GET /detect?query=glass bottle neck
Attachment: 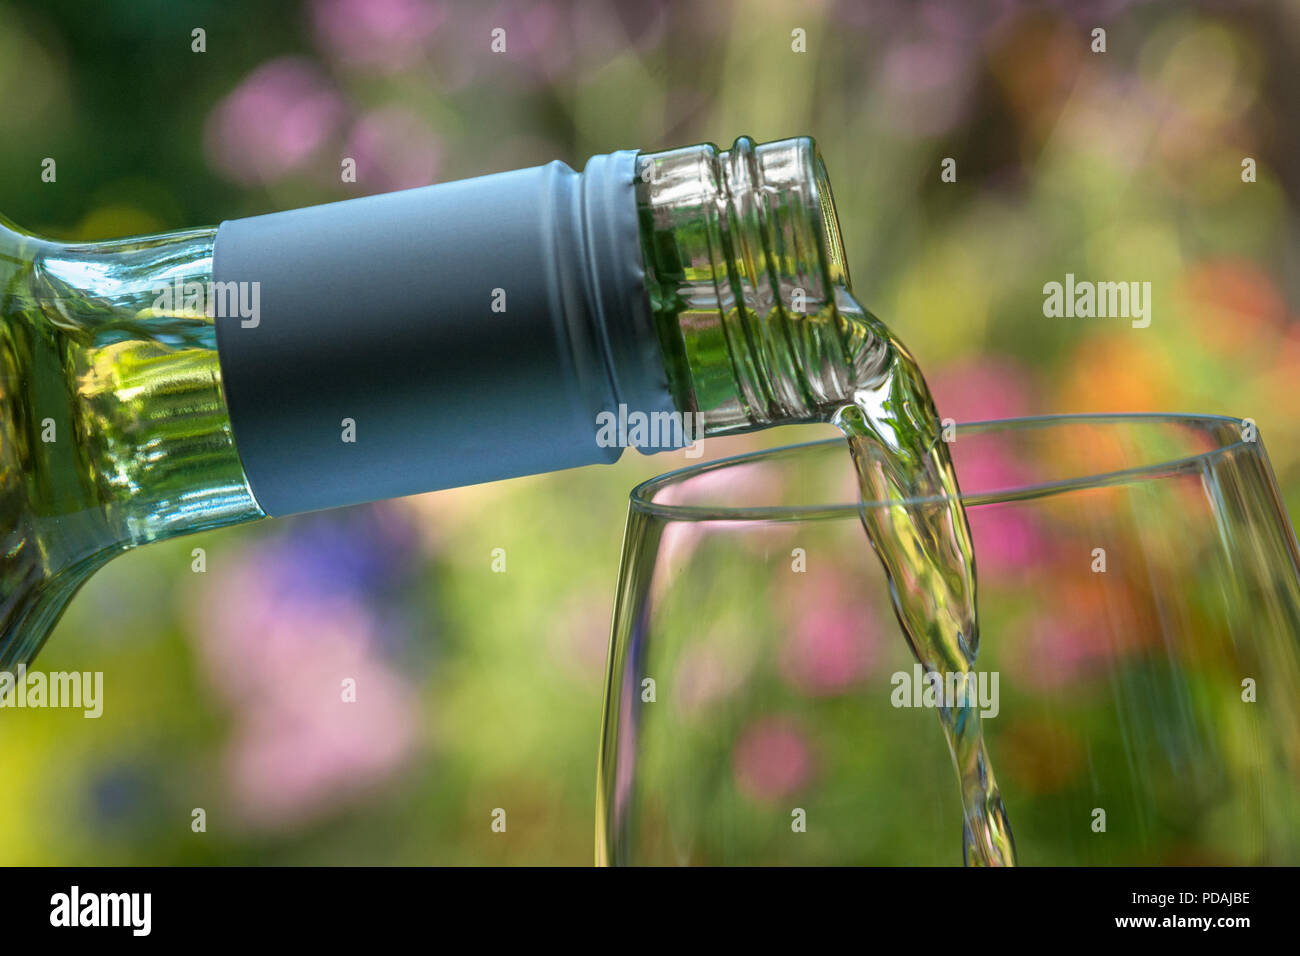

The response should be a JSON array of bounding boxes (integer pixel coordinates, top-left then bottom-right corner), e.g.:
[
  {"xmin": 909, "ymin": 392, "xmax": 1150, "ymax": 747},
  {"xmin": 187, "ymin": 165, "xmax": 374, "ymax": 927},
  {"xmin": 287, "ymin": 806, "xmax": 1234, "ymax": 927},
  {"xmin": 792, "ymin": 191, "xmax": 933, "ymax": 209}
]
[
  {"xmin": 635, "ymin": 136, "xmax": 886, "ymax": 435},
  {"xmin": 2, "ymin": 219, "xmax": 263, "ymax": 548}
]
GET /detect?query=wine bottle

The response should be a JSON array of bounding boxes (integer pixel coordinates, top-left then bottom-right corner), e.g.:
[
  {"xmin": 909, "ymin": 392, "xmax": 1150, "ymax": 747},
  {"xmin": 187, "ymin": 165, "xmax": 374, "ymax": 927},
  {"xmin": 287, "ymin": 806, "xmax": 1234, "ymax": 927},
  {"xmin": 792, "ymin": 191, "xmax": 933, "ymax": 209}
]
[{"xmin": 0, "ymin": 135, "xmax": 882, "ymax": 665}]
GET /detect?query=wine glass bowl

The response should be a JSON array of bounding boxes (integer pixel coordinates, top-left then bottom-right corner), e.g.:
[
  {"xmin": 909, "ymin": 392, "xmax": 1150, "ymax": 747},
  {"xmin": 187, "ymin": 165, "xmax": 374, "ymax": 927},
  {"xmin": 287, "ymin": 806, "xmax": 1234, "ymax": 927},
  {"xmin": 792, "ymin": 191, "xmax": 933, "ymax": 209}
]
[{"xmin": 597, "ymin": 414, "xmax": 1300, "ymax": 865}]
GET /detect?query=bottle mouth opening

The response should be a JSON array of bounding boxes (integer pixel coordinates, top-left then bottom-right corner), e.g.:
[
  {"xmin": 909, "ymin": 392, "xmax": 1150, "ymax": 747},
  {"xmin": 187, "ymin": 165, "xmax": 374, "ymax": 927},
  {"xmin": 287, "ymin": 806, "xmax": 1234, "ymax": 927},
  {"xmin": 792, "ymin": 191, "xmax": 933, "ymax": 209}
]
[{"xmin": 812, "ymin": 151, "xmax": 850, "ymax": 290}]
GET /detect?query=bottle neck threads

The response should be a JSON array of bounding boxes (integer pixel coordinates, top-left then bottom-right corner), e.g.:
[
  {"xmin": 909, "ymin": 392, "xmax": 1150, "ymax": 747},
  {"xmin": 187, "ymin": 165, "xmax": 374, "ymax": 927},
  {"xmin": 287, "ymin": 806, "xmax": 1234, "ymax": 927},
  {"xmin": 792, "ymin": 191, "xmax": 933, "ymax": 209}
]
[{"xmin": 635, "ymin": 136, "xmax": 871, "ymax": 434}]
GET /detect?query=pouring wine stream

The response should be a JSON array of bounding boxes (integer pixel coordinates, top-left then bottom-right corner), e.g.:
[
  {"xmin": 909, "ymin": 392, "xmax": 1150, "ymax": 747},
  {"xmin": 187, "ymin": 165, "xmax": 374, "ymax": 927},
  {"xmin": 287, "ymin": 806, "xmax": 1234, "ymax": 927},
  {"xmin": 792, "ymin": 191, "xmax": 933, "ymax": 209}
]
[{"xmin": 831, "ymin": 287, "xmax": 1017, "ymax": 867}]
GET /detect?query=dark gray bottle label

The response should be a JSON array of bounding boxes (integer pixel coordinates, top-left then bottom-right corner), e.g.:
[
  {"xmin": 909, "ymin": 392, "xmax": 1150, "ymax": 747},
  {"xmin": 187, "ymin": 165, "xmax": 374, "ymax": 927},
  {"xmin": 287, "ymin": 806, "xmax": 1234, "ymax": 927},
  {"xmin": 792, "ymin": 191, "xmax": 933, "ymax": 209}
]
[{"xmin": 213, "ymin": 150, "xmax": 669, "ymax": 517}]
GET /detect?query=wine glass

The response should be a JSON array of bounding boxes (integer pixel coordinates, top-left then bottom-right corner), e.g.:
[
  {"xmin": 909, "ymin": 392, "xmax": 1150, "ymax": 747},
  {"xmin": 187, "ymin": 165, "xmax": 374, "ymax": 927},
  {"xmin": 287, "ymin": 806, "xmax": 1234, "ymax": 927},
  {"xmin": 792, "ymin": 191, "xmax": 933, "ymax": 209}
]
[{"xmin": 596, "ymin": 414, "xmax": 1300, "ymax": 865}]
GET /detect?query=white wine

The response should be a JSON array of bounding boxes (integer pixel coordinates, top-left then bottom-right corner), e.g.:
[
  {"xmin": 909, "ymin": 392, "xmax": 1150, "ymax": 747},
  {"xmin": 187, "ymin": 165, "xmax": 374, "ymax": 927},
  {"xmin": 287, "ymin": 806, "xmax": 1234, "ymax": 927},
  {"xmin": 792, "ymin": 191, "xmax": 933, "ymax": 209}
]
[{"xmin": 834, "ymin": 288, "xmax": 1017, "ymax": 867}]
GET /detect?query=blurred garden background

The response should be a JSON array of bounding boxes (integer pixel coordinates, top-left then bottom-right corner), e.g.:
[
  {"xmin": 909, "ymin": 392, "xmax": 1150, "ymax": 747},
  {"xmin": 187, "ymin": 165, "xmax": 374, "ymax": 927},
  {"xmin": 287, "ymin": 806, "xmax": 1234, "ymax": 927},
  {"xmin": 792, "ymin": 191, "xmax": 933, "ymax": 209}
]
[{"xmin": 0, "ymin": 0, "xmax": 1297, "ymax": 863}]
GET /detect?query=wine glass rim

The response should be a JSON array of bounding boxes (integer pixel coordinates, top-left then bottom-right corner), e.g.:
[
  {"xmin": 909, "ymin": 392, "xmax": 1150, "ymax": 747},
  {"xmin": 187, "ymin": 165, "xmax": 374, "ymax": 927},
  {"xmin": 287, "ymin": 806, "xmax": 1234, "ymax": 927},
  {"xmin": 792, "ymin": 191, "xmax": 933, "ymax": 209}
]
[{"xmin": 630, "ymin": 412, "xmax": 1255, "ymax": 521}]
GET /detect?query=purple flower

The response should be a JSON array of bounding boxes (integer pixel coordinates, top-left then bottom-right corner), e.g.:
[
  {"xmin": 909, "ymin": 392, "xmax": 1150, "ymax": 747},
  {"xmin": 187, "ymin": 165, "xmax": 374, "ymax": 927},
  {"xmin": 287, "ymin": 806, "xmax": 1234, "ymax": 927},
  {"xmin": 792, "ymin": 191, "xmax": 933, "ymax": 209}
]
[{"xmin": 255, "ymin": 504, "xmax": 422, "ymax": 606}]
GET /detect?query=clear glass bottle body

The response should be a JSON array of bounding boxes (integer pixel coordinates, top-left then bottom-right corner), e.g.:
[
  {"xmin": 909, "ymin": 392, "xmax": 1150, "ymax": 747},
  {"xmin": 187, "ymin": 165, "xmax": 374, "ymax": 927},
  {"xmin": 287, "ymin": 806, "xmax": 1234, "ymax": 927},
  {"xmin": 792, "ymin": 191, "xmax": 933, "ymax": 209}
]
[{"xmin": 0, "ymin": 217, "xmax": 262, "ymax": 664}]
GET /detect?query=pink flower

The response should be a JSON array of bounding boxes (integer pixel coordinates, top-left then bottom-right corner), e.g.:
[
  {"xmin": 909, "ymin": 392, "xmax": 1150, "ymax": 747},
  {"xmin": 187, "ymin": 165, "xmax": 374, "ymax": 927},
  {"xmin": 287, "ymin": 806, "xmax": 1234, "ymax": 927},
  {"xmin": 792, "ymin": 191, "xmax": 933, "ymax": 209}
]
[
  {"xmin": 927, "ymin": 357, "xmax": 1046, "ymax": 574},
  {"xmin": 1010, "ymin": 581, "xmax": 1153, "ymax": 688},
  {"xmin": 966, "ymin": 505, "xmax": 1044, "ymax": 575},
  {"xmin": 880, "ymin": 36, "xmax": 976, "ymax": 136},
  {"xmin": 193, "ymin": 549, "xmax": 419, "ymax": 830},
  {"xmin": 647, "ymin": 521, "xmax": 704, "ymax": 608},
  {"xmin": 733, "ymin": 717, "xmax": 814, "ymax": 802},
  {"xmin": 674, "ymin": 644, "xmax": 754, "ymax": 716},
  {"xmin": 311, "ymin": 0, "xmax": 444, "ymax": 70},
  {"xmin": 928, "ymin": 356, "xmax": 1034, "ymax": 424},
  {"xmin": 1017, "ymin": 617, "xmax": 1115, "ymax": 688},
  {"xmin": 343, "ymin": 107, "xmax": 442, "ymax": 191},
  {"xmin": 949, "ymin": 434, "xmax": 1046, "ymax": 573},
  {"xmin": 548, "ymin": 596, "xmax": 613, "ymax": 683},
  {"xmin": 656, "ymin": 452, "xmax": 786, "ymax": 512},
  {"xmin": 205, "ymin": 58, "xmax": 344, "ymax": 186},
  {"xmin": 223, "ymin": 658, "xmax": 419, "ymax": 827},
  {"xmin": 778, "ymin": 572, "xmax": 879, "ymax": 695},
  {"xmin": 475, "ymin": 2, "xmax": 568, "ymax": 79}
]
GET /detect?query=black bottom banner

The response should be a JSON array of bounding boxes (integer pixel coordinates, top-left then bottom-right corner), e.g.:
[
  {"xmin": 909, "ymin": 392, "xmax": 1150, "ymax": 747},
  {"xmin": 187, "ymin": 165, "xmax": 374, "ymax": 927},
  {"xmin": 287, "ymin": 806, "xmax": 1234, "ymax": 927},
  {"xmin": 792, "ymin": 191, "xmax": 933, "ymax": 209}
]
[{"xmin": 0, "ymin": 864, "xmax": 1278, "ymax": 941}]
